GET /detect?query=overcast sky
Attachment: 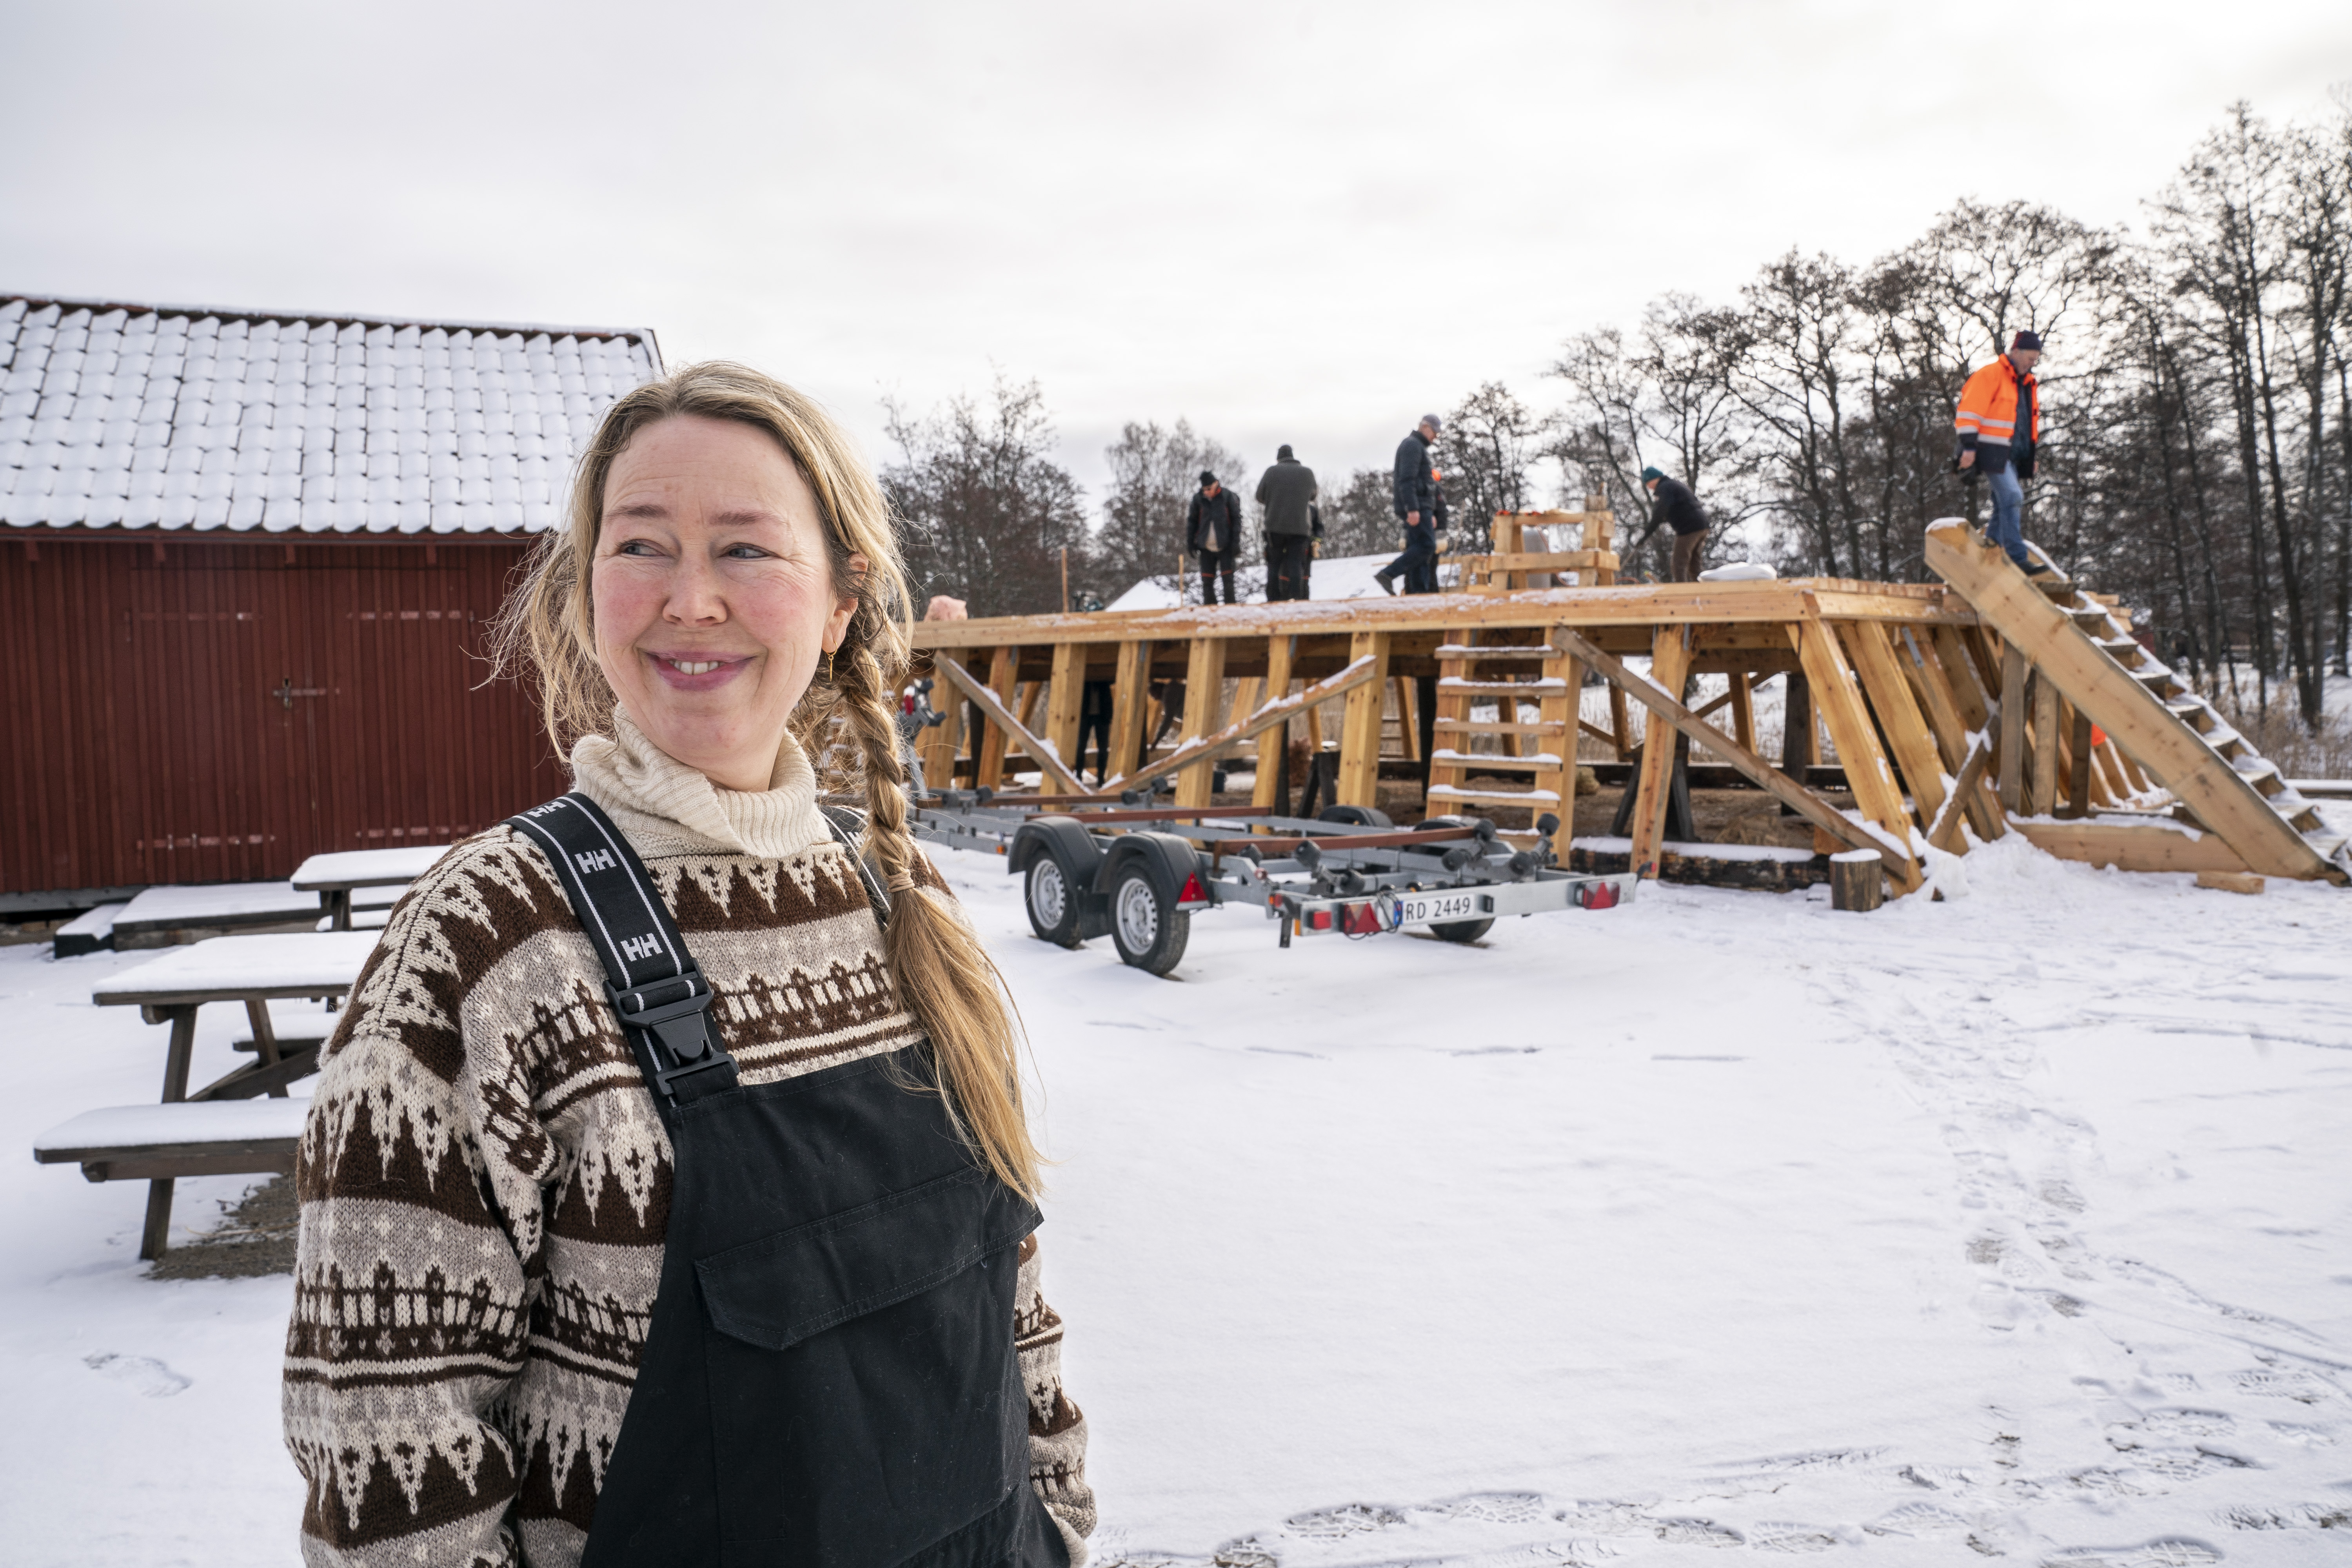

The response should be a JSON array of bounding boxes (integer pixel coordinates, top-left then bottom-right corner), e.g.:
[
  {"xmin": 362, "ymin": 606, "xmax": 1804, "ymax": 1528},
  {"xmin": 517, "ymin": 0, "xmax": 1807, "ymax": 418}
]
[{"xmin": 4, "ymin": 0, "xmax": 2349, "ymax": 501}]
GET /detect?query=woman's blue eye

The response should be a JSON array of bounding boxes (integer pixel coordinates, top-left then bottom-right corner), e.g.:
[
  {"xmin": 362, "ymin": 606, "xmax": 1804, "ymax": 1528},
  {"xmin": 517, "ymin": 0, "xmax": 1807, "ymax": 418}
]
[{"xmin": 724, "ymin": 544, "xmax": 771, "ymax": 559}]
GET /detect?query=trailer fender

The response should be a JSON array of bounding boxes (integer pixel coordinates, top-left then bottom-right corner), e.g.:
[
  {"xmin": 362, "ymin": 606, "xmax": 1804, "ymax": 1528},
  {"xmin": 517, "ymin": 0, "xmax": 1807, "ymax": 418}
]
[
  {"xmin": 1010, "ymin": 816, "xmax": 1112, "ymax": 938},
  {"xmin": 1097, "ymin": 831, "xmax": 1211, "ymax": 910}
]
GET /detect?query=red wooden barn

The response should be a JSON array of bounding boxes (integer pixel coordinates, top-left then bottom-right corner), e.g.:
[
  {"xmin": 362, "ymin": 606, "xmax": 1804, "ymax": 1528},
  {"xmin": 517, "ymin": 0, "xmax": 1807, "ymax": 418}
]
[{"xmin": 0, "ymin": 294, "xmax": 663, "ymax": 909}]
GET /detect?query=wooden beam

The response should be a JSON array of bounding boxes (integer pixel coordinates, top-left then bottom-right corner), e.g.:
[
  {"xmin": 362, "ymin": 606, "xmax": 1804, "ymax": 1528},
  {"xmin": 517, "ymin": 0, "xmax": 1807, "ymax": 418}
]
[
  {"xmin": 915, "ymin": 651, "xmax": 965, "ymax": 790},
  {"xmin": 1903, "ymin": 629, "xmax": 2004, "ymax": 842},
  {"xmin": 1106, "ymin": 640, "xmax": 1151, "ymax": 781},
  {"xmin": 1729, "ymin": 673, "xmax": 1756, "ymax": 752},
  {"xmin": 2031, "ymin": 668, "xmax": 2060, "ymax": 815},
  {"xmin": 906, "ymin": 578, "xmax": 1974, "ymax": 650},
  {"xmin": 976, "ymin": 645, "xmax": 1018, "ymax": 790},
  {"xmin": 1626, "ymin": 625, "xmax": 1693, "ymax": 879},
  {"xmin": 1103, "ymin": 656, "xmax": 1382, "ymax": 797},
  {"xmin": 1554, "ymin": 629, "xmax": 1892, "ymax": 862},
  {"xmin": 2067, "ymin": 702, "xmax": 2094, "ymax": 818},
  {"xmin": 2009, "ymin": 818, "xmax": 2252, "ymax": 875},
  {"xmin": 1173, "ymin": 637, "xmax": 1231, "ymax": 808},
  {"xmin": 1997, "ymin": 642, "xmax": 2026, "ymax": 814},
  {"xmin": 1336, "ymin": 630, "xmax": 1392, "ymax": 807},
  {"xmin": 1840, "ymin": 621, "xmax": 1948, "ymax": 832},
  {"xmin": 1253, "ymin": 636, "xmax": 1297, "ymax": 809},
  {"xmin": 930, "ymin": 652, "xmax": 1089, "ymax": 796},
  {"xmin": 1926, "ymin": 732, "xmax": 1992, "ymax": 854},
  {"xmin": 1787, "ymin": 620, "xmax": 1923, "ymax": 890},
  {"xmin": 1044, "ymin": 642, "xmax": 1086, "ymax": 775}
]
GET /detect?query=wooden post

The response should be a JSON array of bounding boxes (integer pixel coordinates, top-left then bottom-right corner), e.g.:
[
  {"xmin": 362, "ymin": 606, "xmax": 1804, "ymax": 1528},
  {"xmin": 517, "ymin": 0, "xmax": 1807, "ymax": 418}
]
[
  {"xmin": 1060, "ymin": 547, "xmax": 1069, "ymax": 613},
  {"xmin": 976, "ymin": 646, "xmax": 1018, "ymax": 790},
  {"xmin": 1788, "ymin": 620, "xmax": 1921, "ymax": 890},
  {"xmin": 1107, "ymin": 641, "xmax": 1151, "ymax": 782},
  {"xmin": 1540, "ymin": 638, "xmax": 1583, "ymax": 861},
  {"xmin": 2065, "ymin": 702, "xmax": 2093, "ymax": 818},
  {"xmin": 1840, "ymin": 622, "xmax": 1948, "ymax": 831},
  {"xmin": 917, "ymin": 653, "xmax": 964, "ymax": 790},
  {"xmin": 1608, "ymin": 684, "xmax": 1632, "ymax": 758},
  {"xmin": 1627, "ymin": 625, "xmax": 1694, "ymax": 878},
  {"xmin": 1393, "ymin": 676, "xmax": 1420, "ymax": 762},
  {"xmin": 1253, "ymin": 635, "xmax": 1297, "ymax": 809},
  {"xmin": 1998, "ymin": 642, "xmax": 2027, "ymax": 815},
  {"xmin": 142, "ymin": 1004, "xmax": 199, "ymax": 1260},
  {"xmin": 1044, "ymin": 642, "xmax": 1085, "ymax": 778},
  {"xmin": 1781, "ymin": 670, "xmax": 1815, "ymax": 779},
  {"xmin": 1173, "ymin": 637, "xmax": 1229, "ymax": 808},
  {"xmin": 1728, "ymin": 673, "xmax": 1756, "ymax": 753},
  {"xmin": 1830, "ymin": 850, "xmax": 1885, "ymax": 912},
  {"xmin": 1335, "ymin": 630, "xmax": 1392, "ymax": 808},
  {"xmin": 2031, "ymin": 669, "xmax": 2060, "ymax": 815}
]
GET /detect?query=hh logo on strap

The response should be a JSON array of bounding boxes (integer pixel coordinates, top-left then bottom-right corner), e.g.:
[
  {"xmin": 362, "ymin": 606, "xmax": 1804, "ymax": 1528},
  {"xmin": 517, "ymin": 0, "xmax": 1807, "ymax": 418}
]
[
  {"xmin": 575, "ymin": 849, "xmax": 618, "ymax": 874},
  {"xmin": 620, "ymin": 934, "xmax": 663, "ymax": 963}
]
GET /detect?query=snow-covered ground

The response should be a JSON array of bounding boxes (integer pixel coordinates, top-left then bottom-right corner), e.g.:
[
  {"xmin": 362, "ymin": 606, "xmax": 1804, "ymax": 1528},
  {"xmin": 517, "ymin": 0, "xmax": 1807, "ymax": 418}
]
[{"xmin": 5, "ymin": 837, "xmax": 2350, "ymax": 1565}]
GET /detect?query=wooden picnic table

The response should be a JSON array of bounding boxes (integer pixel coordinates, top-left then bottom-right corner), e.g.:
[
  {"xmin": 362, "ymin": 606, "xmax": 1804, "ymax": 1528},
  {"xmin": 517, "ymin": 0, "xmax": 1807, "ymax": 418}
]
[
  {"xmin": 91, "ymin": 932, "xmax": 378, "ymax": 1256},
  {"xmin": 290, "ymin": 845, "xmax": 449, "ymax": 929}
]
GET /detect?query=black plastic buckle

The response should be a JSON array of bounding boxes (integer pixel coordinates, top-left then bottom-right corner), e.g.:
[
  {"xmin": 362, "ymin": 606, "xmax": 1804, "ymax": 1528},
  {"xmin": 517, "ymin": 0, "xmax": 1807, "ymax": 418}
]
[{"xmin": 607, "ymin": 976, "xmax": 729, "ymax": 1099}]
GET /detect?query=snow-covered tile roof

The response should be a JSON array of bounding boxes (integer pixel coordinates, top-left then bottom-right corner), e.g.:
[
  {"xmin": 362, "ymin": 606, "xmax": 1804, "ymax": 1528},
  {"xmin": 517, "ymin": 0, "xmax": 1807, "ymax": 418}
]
[{"xmin": 0, "ymin": 294, "xmax": 662, "ymax": 535}]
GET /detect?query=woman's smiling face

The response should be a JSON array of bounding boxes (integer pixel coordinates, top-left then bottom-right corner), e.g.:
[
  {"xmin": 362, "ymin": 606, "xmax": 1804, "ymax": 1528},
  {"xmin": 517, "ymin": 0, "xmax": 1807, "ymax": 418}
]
[{"xmin": 591, "ymin": 415, "xmax": 862, "ymax": 791}]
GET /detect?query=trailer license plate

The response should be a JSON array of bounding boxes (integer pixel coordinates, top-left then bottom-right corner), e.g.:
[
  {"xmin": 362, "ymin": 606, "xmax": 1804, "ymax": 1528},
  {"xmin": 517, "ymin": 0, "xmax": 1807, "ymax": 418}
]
[{"xmin": 1391, "ymin": 891, "xmax": 1479, "ymax": 928}]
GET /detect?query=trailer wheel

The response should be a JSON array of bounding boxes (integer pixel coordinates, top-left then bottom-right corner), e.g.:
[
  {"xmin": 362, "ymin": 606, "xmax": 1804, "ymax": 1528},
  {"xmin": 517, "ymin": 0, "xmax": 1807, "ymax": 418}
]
[
  {"xmin": 1108, "ymin": 864, "xmax": 1189, "ymax": 976},
  {"xmin": 1426, "ymin": 916, "xmax": 1495, "ymax": 944},
  {"xmin": 1024, "ymin": 854, "xmax": 1084, "ymax": 948}
]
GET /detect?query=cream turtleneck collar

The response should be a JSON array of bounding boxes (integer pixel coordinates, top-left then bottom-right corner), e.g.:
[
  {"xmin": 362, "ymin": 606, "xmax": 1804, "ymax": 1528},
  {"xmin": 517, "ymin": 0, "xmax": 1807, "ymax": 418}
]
[{"xmin": 568, "ymin": 707, "xmax": 830, "ymax": 861}]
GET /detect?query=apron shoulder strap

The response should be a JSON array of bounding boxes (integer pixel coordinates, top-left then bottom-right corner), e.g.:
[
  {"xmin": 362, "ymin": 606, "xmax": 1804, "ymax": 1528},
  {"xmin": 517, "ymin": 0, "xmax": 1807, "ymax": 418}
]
[
  {"xmin": 818, "ymin": 803, "xmax": 894, "ymax": 931},
  {"xmin": 507, "ymin": 793, "xmax": 737, "ymax": 1106}
]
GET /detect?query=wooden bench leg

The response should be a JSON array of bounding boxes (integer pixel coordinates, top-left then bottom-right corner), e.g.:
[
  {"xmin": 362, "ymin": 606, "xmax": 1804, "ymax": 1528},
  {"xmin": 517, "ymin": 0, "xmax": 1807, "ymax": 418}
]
[
  {"xmin": 145, "ymin": 1004, "xmax": 198, "ymax": 1259},
  {"xmin": 243, "ymin": 997, "xmax": 290, "ymax": 1099},
  {"xmin": 140, "ymin": 1179, "xmax": 176, "ymax": 1261}
]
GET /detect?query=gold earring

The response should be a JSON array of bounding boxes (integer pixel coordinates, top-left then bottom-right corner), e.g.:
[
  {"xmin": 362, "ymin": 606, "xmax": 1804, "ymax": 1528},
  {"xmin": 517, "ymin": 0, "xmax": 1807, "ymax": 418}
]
[{"xmin": 824, "ymin": 646, "xmax": 835, "ymax": 684}]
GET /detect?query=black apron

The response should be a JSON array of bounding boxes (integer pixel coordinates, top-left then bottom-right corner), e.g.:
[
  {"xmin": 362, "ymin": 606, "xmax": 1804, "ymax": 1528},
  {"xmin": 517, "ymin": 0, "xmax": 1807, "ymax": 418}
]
[{"xmin": 509, "ymin": 794, "xmax": 1069, "ymax": 1568}]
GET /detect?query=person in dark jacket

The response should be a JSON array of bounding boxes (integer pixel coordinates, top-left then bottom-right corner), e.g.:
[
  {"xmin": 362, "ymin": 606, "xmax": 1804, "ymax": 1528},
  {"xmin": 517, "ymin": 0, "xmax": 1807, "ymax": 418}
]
[
  {"xmin": 1374, "ymin": 414, "xmax": 1442, "ymax": 595},
  {"xmin": 1186, "ymin": 471, "xmax": 1244, "ymax": 605},
  {"xmin": 1632, "ymin": 465, "xmax": 1711, "ymax": 581},
  {"xmin": 1256, "ymin": 444, "xmax": 1319, "ymax": 602}
]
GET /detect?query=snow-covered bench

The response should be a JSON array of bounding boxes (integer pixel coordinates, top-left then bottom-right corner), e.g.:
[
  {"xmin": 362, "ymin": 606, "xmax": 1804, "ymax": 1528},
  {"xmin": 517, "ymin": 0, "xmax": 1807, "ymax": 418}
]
[
  {"xmin": 292, "ymin": 845, "xmax": 449, "ymax": 930},
  {"xmin": 109, "ymin": 881, "xmax": 332, "ymax": 949},
  {"xmin": 74, "ymin": 932, "xmax": 375, "ymax": 1257},
  {"xmin": 33, "ymin": 1100, "xmax": 311, "ymax": 1186}
]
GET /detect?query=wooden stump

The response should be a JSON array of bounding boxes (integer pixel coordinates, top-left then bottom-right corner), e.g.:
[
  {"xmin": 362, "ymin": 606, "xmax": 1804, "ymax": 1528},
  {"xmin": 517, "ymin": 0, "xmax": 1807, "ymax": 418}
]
[{"xmin": 1829, "ymin": 849, "xmax": 1885, "ymax": 912}]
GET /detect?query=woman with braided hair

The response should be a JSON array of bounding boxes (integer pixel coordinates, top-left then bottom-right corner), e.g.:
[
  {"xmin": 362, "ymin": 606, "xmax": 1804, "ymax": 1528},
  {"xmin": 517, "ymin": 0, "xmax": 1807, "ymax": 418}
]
[{"xmin": 282, "ymin": 363, "xmax": 1094, "ymax": 1568}]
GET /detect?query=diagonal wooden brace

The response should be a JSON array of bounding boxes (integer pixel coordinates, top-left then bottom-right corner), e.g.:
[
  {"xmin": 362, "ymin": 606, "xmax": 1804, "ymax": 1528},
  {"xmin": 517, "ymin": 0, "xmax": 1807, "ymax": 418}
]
[{"xmin": 1553, "ymin": 627, "xmax": 1909, "ymax": 875}]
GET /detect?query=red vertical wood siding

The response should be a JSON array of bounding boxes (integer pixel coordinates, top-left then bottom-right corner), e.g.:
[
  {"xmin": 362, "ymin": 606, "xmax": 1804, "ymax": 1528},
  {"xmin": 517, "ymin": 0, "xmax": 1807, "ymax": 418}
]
[{"xmin": 0, "ymin": 536, "xmax": 569, "ymax": 896}]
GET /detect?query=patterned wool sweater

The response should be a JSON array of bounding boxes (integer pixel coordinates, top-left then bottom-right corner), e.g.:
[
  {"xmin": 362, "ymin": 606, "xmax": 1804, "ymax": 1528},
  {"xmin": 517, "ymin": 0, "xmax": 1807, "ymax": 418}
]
[{"xmin": 282, "ymin": 712, "xmax": 1094, "ymax": 1568}]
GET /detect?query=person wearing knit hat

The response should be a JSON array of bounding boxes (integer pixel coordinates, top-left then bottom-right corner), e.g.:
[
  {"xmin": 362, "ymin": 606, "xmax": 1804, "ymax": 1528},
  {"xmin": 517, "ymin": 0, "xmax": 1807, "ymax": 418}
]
[
  {"xmin": 1186, "ymin": 470, "xmax": 1244, "ymax": 605},
  {"xmin": 1954, "ymin": 331, "xmax": 2049, "ymax": 574},
  {"xmin": 1256, "ymin": 443, "xmax": 1320, "ymax": 602},
  {"xmin": 1632, "ymin": 467, "xmax": 1712, "ymax": 581}
]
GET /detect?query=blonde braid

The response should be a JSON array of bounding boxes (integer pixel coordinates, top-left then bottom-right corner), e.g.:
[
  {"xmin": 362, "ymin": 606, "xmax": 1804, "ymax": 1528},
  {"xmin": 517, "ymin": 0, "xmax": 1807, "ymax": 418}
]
[{"xmin": 835, "ymin": 638, "xmax": 1043, "ymax": 1197}]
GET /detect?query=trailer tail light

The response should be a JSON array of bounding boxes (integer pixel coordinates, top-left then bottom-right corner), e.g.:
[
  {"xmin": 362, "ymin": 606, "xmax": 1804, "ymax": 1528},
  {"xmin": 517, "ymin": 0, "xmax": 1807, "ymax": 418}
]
[
  {"xmin": 1579, "ymin": 881, "xmax": 1619, "ymax": 910},
  {"xmin": 1342, "ymin": 902, "xmax": 1383, "ymax": 935},
  {"xmin": 1177, "ymin": 872, "xmax": 1207, "ymax": 907},
  {"xmin": 1306, "ymin": 908, "xmax": 1334, "ymax": 931}
]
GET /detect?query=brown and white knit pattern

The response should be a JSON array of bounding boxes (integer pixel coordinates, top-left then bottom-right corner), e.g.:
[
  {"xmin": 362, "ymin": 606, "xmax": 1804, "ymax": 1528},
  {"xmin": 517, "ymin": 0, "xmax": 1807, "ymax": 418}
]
[{"xmin": 282, "ymin": 718, "xmax": 1094, "ymax": 1568}]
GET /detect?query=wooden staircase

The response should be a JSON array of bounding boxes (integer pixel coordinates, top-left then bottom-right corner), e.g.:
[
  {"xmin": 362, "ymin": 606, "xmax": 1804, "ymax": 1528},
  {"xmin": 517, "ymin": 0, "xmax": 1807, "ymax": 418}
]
[
  {"xmin": 1426, "ymin": 630, "xmax": 1581, "ymax": 847},
  {"xmin": 1924, "ymin": 518, "xmax": 2349, "ymax": 883}
]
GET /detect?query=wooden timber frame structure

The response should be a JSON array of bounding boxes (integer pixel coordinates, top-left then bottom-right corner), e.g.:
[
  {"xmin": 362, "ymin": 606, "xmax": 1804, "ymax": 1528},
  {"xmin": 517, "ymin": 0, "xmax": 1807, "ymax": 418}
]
[{"xmin": 908, "ymin": 510, "xmax": 2352, "ymax": 901}]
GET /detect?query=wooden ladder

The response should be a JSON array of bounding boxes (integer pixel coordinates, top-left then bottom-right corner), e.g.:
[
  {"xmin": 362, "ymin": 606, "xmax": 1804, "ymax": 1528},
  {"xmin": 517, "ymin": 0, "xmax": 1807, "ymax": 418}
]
[
  {"xmin": 1426, "ymin": 627, "xmax": 1580, "ymax": 854},
  {"xmin": 1925, "ymin": 520, "xmax": 2349, "ymax": 883}
]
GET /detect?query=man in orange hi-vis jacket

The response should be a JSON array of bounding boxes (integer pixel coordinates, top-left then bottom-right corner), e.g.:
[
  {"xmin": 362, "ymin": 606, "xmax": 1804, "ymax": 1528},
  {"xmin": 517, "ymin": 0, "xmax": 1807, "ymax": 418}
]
[{"xmin": 1954, "ymin": 329, "xmax": 2049, "ymax": 575}]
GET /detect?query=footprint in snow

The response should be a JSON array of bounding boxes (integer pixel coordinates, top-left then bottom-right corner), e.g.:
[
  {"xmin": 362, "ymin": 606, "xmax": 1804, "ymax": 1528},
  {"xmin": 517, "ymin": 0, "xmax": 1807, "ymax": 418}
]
[
  {"xmin": 84, "ymin": 1351, "xmax": 189, "ymax": 1396},
  {"xmin": 1280, "ymin": 1505, "xmax": 1401, "ymax": 1539},
  {"xmin": 2039, "ymin": 1538, "xmax": 2221, "ymax": 1568},
  {"xmin": 1746, "ymin": 1521, "xmax": 1840, "ymax": 1553}
]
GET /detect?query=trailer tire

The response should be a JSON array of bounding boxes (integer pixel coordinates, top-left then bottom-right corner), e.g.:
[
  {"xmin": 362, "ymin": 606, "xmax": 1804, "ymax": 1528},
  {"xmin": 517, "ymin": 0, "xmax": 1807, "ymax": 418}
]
[
  {"xmin": 1316, "ymin": 804, "xmax": 1392, "ymax": 828},
  {"xmin": 1024, "ymin": 854, "xmax": 1084, "ymax": 948},
  {"xmin": 1108, "ymin": 863, "xmax": 1189, "ymax": 976}
]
